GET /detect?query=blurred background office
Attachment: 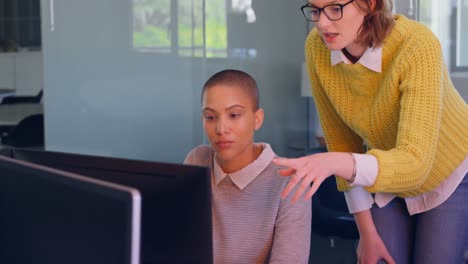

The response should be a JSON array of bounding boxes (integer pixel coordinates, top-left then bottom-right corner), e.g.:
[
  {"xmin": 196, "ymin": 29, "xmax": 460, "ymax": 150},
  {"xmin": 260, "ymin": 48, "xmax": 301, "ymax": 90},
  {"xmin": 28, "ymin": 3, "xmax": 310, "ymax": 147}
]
[
  {"xmin": 0, "ymin": 0, "xmax": 467, "ymax": 263},
  {"xmin": 0, "ymin": 0, "xmax": 466, "ymax": 161}
]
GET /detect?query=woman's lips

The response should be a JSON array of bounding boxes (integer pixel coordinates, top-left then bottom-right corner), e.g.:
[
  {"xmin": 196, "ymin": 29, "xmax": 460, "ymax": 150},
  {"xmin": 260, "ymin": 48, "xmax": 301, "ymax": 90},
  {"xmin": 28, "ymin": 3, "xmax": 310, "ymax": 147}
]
[
  {"xmin": 216, "ymin": 141, "xmax": 234, "ymax": 149},
  {"xmin": 322, "ymin": 32, "xmax": 339, "ymax": 43}
]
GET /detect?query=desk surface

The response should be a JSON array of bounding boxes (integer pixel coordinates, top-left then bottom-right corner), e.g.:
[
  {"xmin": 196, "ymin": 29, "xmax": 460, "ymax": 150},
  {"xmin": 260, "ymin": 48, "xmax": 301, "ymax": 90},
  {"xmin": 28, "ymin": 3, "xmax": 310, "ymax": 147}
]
[
  {"xmin": 0, "ymin": 122, "xmax": 17, "ymax": 127},
  {"xmin": 0, "ymin": 88, "xmax": 14, "ymax": 92},
  {"xmin": 0, "ymin": 88, "xmax": 15, "ymax": 99},
  {"xmin": 0, "ymin": 103, "xmax": 43, "ymax": 125}
]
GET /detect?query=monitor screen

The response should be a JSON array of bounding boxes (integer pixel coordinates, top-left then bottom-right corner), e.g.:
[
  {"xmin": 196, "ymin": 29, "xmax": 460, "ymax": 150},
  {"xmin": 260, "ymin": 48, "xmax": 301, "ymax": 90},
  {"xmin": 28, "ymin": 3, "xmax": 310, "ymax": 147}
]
[
  {"xmin": 0, "ymin": 155, "xmax": 141, "ymax": 264},
  {"xmin": 5, "ymin": 148, "xmax": 213, "ymax": 264}
]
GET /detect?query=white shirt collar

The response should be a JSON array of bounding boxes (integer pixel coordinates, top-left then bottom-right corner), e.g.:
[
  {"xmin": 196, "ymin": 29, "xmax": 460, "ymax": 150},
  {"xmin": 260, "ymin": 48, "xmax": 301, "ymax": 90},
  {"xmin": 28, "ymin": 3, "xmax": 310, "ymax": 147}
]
[
  {"xmin": 331, "ymin": 46, "xmax": 382, "ymax": 73},
  {"xmin": 213, "ymin": 143, "xmax": 275, "ymax": 190}
]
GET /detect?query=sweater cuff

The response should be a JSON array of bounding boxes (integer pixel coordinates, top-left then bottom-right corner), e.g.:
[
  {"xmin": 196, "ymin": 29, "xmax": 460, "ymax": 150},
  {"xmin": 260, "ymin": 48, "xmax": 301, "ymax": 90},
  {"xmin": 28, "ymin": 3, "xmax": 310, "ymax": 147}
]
[
  {"xmin": 344, "ymin": 186, "xmax": 374, "ymax": 214},
  {"xmin": 350, "ymin": 153, "xmax": 378, "ymax": 187}
]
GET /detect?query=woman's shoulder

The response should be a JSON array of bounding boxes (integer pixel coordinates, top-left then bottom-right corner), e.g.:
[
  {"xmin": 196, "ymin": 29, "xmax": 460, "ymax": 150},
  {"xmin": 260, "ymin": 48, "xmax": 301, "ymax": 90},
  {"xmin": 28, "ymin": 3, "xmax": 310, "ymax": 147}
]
[
  {"xmin": 306, "ymin": 28, "xmax": 325, "ymax": 48},
  {"xmin": 184, "ymin": 145, "xmax": 213, "ymax": 166},
  {"xmin": 384, "ymin": 15, "xmax": 441, "ymax": 62},
  {"xmin": 259, "ymin": 154, "xmax": 292, "ymax": 187},
  {"xmin": 392, "ymin": 14, "xmax": 440, "ymax": 46},
  {"xmin": 306, "ymin": 28, "xmax": 320, "ymax": 42},
  {"xmin": 305, "ymin": 28, "xmax": 329, "ymax": 63}
]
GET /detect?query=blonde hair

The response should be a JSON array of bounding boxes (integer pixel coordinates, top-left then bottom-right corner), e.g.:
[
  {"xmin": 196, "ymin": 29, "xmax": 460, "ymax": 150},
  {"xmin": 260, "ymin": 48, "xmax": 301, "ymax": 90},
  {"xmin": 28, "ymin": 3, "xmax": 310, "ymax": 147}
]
[{"xmin": 355, "ymin": 0, "xmax": 395, "ymax": 47}]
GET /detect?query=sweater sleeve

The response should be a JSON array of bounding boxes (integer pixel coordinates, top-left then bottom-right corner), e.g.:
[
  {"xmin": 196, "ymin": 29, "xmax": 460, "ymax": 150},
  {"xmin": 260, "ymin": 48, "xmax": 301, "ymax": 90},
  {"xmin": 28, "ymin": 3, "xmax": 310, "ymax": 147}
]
[
  {"xmin": 269, "ymin": 184, "xmax": 312, "ymax": 264},
  {"xmin": 305, "ymin": 31, "xmax": 364, "ymax": 192},
  {"xmin": 365, "ymin": 32, "xmax": 444, "ymax": 193},
  {"xmin": 183, "ymin": 149, "xmax": 195, "ymax": 164}
]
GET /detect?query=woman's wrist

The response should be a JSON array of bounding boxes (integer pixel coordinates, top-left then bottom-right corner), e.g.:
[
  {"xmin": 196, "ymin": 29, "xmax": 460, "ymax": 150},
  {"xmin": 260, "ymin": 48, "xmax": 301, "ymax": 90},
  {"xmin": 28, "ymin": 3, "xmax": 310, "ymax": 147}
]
[
  {"xmin": 354, "ymin": 210, "xmax": 379, "ymax": 237},
  {"xmin": 347, "ymin": 152, "xmax": 357, "ymax": 184},
  {"xmin": 326, "ymin": 152, "xmax": 356, "ymax": 182}
]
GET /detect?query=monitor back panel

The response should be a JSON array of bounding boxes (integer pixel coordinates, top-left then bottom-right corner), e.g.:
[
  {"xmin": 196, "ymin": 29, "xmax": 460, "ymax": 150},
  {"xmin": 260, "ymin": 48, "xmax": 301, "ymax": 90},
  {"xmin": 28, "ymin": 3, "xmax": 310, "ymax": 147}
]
[
  {"xmin": 9, "ymin": 148, "xmax": 213, "ymax": 264},
  {"xmin": 0, "ymin": 156, "xmax": 141, "ymax": 264}
]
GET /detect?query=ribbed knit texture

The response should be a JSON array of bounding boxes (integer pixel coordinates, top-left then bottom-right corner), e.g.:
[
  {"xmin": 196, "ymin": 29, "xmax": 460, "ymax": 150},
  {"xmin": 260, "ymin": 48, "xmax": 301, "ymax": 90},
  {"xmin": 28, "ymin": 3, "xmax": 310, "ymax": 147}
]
[
  {"xmin": 184, "ymin": 143, "xmax": 311, "ymax": 264},
  {"xmin": 305, "ymin": 15, "xmax": 468, "ymax": 197}
]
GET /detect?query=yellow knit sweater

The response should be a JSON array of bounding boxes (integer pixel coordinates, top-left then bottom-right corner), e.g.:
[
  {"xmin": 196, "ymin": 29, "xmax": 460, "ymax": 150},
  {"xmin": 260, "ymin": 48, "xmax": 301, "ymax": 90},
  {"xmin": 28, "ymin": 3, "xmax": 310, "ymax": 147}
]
[{"xmin": 305, "ymin": 15, "xmax": 468, "ymax": 197}]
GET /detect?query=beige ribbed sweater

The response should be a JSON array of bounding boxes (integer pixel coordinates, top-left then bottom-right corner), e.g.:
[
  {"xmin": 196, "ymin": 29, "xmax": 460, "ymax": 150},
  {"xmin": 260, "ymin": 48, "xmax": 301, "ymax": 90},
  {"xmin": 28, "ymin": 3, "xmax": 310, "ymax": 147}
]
[{"xmin": 184, "ymin": 143, "xmax": 311, "ymax": 264}]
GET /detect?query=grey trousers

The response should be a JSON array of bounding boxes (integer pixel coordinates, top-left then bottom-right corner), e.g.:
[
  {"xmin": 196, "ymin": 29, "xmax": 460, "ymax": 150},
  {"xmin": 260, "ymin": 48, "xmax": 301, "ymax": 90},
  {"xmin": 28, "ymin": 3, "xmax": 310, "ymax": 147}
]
[{"xmin": 372, "ymin": 173, "xmax": 468, "ymax": 264}]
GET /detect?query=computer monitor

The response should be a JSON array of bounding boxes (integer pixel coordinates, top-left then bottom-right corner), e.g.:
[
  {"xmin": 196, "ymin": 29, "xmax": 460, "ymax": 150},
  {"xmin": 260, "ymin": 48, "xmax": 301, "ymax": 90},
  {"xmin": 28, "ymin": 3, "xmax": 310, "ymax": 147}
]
[
  {"xmin": 5, "ymin": 147, "xmax": 213, "ymax": 264},
  {"xmin": 0, "ymin": 155, "xmax": 141, "ymax": 264}
]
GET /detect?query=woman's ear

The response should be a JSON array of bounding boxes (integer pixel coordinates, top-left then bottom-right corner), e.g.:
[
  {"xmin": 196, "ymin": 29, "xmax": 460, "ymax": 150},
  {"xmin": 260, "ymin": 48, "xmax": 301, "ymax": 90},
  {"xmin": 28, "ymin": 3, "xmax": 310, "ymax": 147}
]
[{"xmin": 254, "ymin": 108, "xmax": 264, "ymax": 131}]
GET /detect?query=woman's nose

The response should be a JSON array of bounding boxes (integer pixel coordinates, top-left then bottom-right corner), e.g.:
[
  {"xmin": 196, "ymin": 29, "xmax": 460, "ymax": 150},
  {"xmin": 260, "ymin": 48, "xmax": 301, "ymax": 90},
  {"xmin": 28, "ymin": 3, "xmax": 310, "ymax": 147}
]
[
  {"xmin": 316, "ymin": 13, "xmax": 332, "ymax": 29},
  {"xmin": 216, "ymin": 118, "xmax": 230, "ymax": 134}
]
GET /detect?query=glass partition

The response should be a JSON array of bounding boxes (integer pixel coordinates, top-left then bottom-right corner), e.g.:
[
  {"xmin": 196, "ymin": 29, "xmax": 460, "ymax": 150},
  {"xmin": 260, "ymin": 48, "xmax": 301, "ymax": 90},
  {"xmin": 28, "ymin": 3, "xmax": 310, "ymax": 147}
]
[
  {"xmin": 41, "ymin": 0, "xmax": 310, "ymax": 162},
  {"xmin": 419, "ymin": 0, "xmax": 468, "ymax": 71}
]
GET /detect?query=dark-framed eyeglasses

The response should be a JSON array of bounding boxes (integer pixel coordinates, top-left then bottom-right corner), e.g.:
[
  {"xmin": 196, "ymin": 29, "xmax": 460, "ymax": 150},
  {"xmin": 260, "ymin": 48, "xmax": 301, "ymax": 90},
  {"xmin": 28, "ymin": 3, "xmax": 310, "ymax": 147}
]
[{"xmin": 300, "ymin": 0, "xmax": 355, "ymax": 22}]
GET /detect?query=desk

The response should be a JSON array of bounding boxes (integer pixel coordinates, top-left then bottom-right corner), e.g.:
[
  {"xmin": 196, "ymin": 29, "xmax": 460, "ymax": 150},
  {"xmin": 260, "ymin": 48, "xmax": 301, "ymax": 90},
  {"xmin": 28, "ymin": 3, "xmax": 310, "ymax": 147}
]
[
  {"xmin": 0, "ymin": 103, "xmax": 44, "ymax": 144},
  {"xmin": 0, "ymin": 92, "xmax": 17, "ymax": 135},
  {"xmin": 0, "ymin": 103, "xmax": 43, "ymax": 140},
  {"xmin": 0, "ymin": 88, "xmax": 15, "ymax": 100},
  {"xmin": 0, "ymin": 88, "xmax": 15, "ymax": 93},
  {"xmin": 0, "ymin": 103, "xmax": 42, "ymax": 123},
  {"xmin": 0, "ymin": 121, "xmax": 17, "ymax": 127}
]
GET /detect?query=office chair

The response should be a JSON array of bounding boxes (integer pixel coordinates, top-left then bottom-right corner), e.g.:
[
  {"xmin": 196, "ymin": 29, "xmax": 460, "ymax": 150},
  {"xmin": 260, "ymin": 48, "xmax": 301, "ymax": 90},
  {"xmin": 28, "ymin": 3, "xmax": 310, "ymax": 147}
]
[
  {"xmin": 1, "ymin": 114, "xmax": 44, "ymax": 148},
  {"xmin": 312, "ymin": 176, "xmax": 359, "ymax": 242},
  {"xmin": 306, "ymin": 147, "xmax": 359, "ymax": 263}
]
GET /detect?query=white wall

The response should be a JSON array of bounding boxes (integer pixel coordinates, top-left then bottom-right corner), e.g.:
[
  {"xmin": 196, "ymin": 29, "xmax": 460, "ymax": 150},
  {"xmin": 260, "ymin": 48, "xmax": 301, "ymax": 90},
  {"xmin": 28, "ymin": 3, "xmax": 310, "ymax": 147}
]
[
  {"xmin": 15, "ymin": 51, "xmax": 43, "ymax": 96},
  {"xmin": 0, "ymin": 51, "xmax": 42, "ymax": 96},
  {"xmin": 0, "ymin": 53, "xmax": 15, "ymax": 92}
]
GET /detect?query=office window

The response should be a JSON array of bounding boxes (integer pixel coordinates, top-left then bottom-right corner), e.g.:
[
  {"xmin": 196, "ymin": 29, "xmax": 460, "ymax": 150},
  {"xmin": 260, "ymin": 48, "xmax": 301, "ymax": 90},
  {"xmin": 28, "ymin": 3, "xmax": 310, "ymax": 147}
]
[
  {"xmin": 419, "ymin": 0, "xmax": 468, "ymax": 71},
  {"xmin": 204, "ymin": 0, "xmax": 227, "ymax": 58},
  {"xmin": 0, "ymin": 0, "xmax": 41, "ymax": 51},
  {"xmin": 178, "ymin": 0, "xmax": 204, "ymax": 57},
  {"xmin": 133, "ymin": 0, "xmax": 172, "ymax": 53},
  {"xmin": 132, "ymin": 0, "xmax": 227, "ymax": 58}
]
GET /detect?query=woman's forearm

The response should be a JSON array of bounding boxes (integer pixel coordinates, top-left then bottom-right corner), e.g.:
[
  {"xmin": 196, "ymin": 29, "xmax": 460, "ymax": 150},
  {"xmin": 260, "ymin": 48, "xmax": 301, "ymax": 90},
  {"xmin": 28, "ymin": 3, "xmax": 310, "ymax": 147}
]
[{"xmin": 354, "ymin": 209, "xmax": 378, "ymax": 237}]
